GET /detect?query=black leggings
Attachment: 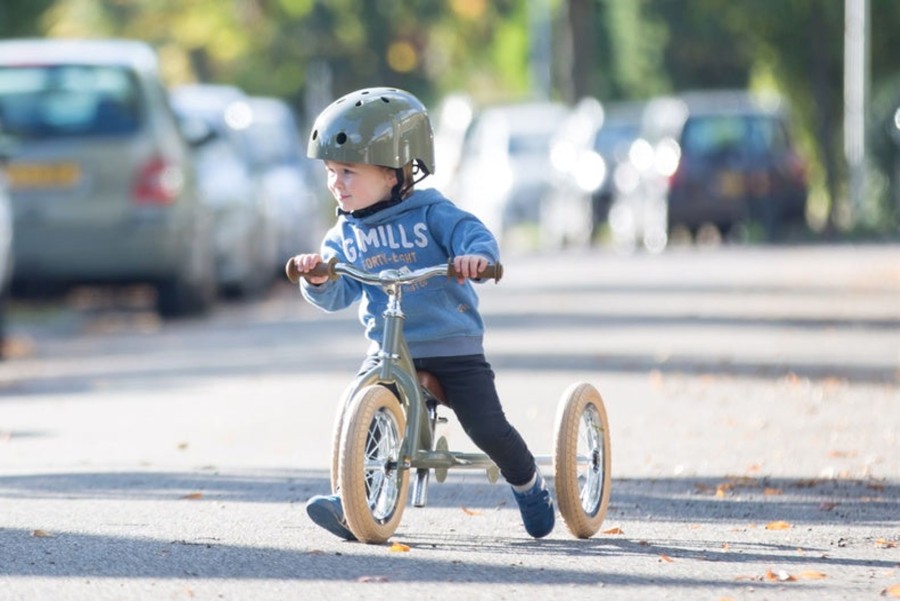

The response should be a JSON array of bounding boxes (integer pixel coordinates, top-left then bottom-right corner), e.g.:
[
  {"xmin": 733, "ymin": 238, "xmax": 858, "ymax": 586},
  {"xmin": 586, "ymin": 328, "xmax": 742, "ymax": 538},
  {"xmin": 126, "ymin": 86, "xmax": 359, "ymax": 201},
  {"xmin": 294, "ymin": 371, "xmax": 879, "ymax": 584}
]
[{"xmin": 357, "ymin": 354, "xmax": 536, "ymax": 487}]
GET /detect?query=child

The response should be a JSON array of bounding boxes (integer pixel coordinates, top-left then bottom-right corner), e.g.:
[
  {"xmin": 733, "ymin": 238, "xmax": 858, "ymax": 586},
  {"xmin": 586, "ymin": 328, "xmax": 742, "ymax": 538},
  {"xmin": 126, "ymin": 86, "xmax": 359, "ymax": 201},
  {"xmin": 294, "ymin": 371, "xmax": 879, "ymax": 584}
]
[{"xmin": 288, "ymin": 87, "xmax": 554, "ymax": 540}]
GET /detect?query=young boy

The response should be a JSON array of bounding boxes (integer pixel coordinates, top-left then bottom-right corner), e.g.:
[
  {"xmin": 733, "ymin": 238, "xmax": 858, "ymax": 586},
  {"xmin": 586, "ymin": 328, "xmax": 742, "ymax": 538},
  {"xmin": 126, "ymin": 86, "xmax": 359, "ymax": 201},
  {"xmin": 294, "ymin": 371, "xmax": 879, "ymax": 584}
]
[{"xmin": 288, "ymin": 87, "xmax": 554, "ymax": 540}]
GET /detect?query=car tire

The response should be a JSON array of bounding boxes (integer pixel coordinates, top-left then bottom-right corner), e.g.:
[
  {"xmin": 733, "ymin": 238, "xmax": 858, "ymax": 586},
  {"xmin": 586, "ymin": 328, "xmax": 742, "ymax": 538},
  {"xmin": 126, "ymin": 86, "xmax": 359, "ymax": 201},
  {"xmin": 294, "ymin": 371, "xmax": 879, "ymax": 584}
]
[
  {"xmin": 156, "ymin": 231, "xmax": 216, "ymax": 319},
  {"xmin": 0, "ymin": 286, "xmax": 7, "ymax": 361}
]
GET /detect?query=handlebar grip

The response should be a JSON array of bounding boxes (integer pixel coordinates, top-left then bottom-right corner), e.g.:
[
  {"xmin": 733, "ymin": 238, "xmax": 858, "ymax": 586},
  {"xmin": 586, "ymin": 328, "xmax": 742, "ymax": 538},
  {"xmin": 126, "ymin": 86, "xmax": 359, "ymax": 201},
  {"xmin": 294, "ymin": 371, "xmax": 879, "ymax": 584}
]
[
  {"xmin": 447, "ymin": 261, "xmax": 503, "ymax": 282},
  {"xmin": 285, "ymin": 256, "xmax": 338, "ymax": 284}
]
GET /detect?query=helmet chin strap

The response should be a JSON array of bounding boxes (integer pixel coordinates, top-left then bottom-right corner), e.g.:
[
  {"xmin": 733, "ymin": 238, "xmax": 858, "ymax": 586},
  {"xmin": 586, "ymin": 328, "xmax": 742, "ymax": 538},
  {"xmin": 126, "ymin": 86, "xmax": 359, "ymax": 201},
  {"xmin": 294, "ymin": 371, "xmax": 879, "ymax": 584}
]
[
  {"xmin": 390, "ymin": 168, "xmax": 406, "ymax": 202},
  {"xmin": 391, "ymin": 160, "xmax": 430, "ymax": 201}
]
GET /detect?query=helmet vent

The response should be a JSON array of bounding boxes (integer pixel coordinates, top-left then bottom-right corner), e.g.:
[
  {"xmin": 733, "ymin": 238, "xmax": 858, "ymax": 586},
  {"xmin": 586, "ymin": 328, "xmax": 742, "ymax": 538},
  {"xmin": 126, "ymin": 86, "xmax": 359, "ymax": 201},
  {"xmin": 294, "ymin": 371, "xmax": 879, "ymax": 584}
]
[
  {"xmin": 335, "ymin": 132, "xmax": 347, "ymax": 145},
  {"xmin": 311, "ymin": 130, "xmax": 318, "ymax": 141}
]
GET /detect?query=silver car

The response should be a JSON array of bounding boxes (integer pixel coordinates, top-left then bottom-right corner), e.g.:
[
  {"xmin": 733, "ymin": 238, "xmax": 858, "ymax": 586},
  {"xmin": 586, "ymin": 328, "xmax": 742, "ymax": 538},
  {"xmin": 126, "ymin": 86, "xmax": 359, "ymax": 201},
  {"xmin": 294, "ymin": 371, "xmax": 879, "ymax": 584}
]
[
  {"xmin": 245, "ymin": 96, "xmax": 324, "ymax": 265},
  {"xmin": 0, "ymin": 120, "xmax": 13, "ymax": 357},
  {"xmin": 0, "ymin": 39, "xmax": 215, "ymax": 317},
  {"xmin": 171, "ymin": 84, "xmax": 278, "ymax": 297},
  {"xmin": 451, "ymin": 101, "xmax": 568, "ymax": 246}
]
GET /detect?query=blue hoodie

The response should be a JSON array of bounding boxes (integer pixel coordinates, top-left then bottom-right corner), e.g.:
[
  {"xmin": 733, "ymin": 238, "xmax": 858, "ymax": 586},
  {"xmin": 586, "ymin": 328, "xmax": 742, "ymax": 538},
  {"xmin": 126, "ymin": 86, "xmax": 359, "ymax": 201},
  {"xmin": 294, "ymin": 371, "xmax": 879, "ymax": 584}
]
[{"xmin": 301, "ymin": 187, "xmax": 500, "ymax": 358}]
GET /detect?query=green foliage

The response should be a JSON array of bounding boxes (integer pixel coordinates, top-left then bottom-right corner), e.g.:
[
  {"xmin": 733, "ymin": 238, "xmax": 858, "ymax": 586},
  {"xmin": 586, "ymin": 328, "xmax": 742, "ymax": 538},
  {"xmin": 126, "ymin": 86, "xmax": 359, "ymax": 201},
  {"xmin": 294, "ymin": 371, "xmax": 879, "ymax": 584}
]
[{"xmin": 0, "ymin": 0, "xmax": 56, "ymax": 38}]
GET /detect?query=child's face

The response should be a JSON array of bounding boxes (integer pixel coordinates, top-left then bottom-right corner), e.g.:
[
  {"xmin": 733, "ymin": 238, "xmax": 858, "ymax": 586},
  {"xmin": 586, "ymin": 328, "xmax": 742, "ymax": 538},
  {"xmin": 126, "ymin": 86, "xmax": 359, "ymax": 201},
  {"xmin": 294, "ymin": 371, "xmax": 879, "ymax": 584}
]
[{"xmin": 324, "ymin": 160, "xmax": 397, "ymax": 213}]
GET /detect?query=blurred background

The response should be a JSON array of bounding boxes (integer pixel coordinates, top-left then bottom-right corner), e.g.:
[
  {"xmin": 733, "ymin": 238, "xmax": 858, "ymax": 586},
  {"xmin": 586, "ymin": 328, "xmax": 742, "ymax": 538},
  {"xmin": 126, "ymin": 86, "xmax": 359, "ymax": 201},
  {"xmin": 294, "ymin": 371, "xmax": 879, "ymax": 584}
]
[{"xmin": 1, "ymin": 0, "xmax": 900, "ymax": 340}]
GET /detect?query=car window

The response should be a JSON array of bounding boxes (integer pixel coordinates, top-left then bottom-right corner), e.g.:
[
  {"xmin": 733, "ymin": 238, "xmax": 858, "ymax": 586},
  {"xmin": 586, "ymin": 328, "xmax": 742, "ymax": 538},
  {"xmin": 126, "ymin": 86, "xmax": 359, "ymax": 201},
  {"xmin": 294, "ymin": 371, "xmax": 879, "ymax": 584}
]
[
  {"xmin": 508, "ymin": 131, "xmax": 552, "ymax": 157},
  {"xmin": 246, "ymin": 119, "xmax": 302, "ymax": 167},
  {"xmin": 681, "ymin": 113, "xmax": 791, "ymax": 161},
  {"xmin": 0, "ymin": 65, "xmax": 141, "ymax": 138},
  {"xmin": 593, "ymin": 123, "xmax": 639, "ymax": 157}
]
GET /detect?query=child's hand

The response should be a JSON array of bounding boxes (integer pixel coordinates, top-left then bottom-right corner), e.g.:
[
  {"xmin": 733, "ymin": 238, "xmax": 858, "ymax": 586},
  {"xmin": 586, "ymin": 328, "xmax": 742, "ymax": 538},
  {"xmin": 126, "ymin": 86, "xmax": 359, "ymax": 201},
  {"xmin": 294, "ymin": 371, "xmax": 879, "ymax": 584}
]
[
  {"xmin": 288, "ymin": 253, "xmax": 329, "ymax": 285},
  {"xmin": 452, "ymin": 255, "xmax": 489, "ymax": 284}
]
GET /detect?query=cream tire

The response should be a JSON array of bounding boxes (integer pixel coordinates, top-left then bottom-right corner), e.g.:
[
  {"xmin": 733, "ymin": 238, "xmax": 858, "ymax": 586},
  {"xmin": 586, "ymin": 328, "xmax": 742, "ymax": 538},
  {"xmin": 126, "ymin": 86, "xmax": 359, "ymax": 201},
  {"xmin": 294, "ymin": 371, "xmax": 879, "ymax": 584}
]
[
  {"xmin": 338, "ymin": 385, "xmax": 409, "ymax": 544},
  {"xmin": 553, "ymin": 382, "xmax": 612, "ymax": 538}
]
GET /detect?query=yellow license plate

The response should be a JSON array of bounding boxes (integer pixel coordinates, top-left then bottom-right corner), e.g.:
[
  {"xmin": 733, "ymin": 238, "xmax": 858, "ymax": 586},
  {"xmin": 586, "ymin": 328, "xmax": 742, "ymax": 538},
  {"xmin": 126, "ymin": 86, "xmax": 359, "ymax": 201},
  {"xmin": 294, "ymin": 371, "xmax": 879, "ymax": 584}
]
[{"xmin": 5, "ymin": 162, "xmax": 82, "ymax": 189}]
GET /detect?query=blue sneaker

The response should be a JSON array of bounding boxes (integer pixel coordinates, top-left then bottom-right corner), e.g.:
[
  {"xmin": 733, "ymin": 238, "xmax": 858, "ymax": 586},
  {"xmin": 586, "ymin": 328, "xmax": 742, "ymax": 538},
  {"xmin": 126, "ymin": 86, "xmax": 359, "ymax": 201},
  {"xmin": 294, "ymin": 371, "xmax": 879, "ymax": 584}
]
[
  {"xmin": 305, "ymin": 494, "xmax": 357, "ymax": 541},
  {"xmin": 512, "ymin": 471, "xmax": 555, "ymax": 538}
]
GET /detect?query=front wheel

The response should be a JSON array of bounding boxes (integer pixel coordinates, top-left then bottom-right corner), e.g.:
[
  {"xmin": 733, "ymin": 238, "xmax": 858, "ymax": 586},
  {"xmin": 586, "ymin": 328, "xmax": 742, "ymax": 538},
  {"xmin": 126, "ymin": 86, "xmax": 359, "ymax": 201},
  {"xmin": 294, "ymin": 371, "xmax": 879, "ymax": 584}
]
[
  {"xmin": 553, "ymin": 382, "xmax": 611, "ymax": 538},
  {"xmin": 338, "ymin": 385, "xmax": 409, "ymax": 544}
]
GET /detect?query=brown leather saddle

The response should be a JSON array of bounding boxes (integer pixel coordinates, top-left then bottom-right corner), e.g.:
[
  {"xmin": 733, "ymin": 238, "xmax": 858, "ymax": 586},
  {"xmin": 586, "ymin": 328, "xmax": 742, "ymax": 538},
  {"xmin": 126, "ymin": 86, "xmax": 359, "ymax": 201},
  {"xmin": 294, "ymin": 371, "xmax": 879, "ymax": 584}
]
[{"xmin": 416, "ymin": 370, "xmax": 449, "ymax": 407}]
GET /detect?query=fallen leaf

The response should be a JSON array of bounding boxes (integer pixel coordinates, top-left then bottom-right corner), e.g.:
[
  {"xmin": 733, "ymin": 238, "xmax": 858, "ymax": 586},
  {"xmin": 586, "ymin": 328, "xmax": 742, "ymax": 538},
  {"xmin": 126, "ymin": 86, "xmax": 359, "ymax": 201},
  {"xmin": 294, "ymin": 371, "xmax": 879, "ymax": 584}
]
[
  {"xmin": 765, "ymin": 569, "xmax": 796, "ymax": 582},
  {"xmin": 795, "ymin": 570, "xmax": 827, "ymax": 580},
  {"xmin": 876, "ymin": 538, "xmax": 897, "ymax": 549},
  {"xmin": 819, "ymin": 501, "xmax": 838, "ymax": 511},
  {"xmin": 357, "ymin": 575, "xmax": 388, "ymax": 583},
  {"xmin": 602, "ymin": 527, "xmax": 624, "ymax": 535},
  {"xmin": 31, "ymin": 529, "xmax": 54, "ymax": 538},
  {"xmin": 715, "ymin": 483, "xmax": 730, "ymax": 498},
  {"xmin": 766, "ymin": 520, "xmax": 792, "ymax": 530},
  {"xmin": 389, "ymin": 542, "xmax": 410, "ymax": 552},
  {"xmin": 461, "ymin": 506, "xmax": 482, "ymax": 516},
  {"xmin": 882, "ymin": 583, "xmax": 900, "ymax": 598},
  {"xmin": 659, "ymin": 554, "xmax": 674, "ymax": 563},
  {"xmin": 181, "ymin": 492, "xmax": 204, "ymax": 500},
  {"xmin": 763, "ymin": 487, "xmax": 783, "ymax": 496}
]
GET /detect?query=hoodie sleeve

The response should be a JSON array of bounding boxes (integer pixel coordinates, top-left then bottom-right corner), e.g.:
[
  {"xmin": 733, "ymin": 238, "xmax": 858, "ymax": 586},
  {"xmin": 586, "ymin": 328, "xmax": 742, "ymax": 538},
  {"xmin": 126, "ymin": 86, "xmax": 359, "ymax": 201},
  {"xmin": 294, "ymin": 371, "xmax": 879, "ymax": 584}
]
[
  {"xmin": 299, "ymin": 231, "xmax": 363, "ymax": 312},
  {"xmin": 427, "ymin": 200, "xmax": 500, "ymax": 263}
]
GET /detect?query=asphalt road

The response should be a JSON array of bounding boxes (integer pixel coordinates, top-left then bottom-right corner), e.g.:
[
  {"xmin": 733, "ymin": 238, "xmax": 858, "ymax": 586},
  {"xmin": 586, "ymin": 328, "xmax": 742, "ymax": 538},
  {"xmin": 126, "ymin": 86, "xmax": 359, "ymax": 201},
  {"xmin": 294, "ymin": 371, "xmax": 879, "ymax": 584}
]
[{"xmin": 1, "ymin": 243, "xmax": 898, "ymax": 600}]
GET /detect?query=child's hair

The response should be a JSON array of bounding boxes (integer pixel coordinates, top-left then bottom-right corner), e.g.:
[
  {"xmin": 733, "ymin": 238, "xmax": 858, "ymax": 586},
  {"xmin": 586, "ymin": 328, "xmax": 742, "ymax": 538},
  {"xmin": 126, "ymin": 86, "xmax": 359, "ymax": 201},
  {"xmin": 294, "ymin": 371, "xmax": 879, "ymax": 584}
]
[{"xmin": 307, "ymin": 87, "xmax": 435, "ymax": 200}]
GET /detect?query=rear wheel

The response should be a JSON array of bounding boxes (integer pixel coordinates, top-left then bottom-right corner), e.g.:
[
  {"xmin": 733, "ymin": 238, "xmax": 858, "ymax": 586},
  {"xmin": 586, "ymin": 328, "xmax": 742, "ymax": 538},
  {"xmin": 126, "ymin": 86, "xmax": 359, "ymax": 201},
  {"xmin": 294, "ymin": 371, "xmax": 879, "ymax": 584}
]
[
  {"xmin": 0, "ymin": 285, "xmax": 8, "ymax": 360},
  {"xmin": 156, "ymin": 226, "xmax": 215, "ymax": 318},
  {"xmin": 554, "ymin": 382, "xmax": 611, "ymax": 538},
  {"xmin": 339, "ymin": 385, "xmax": 409, "ymax": 544}
]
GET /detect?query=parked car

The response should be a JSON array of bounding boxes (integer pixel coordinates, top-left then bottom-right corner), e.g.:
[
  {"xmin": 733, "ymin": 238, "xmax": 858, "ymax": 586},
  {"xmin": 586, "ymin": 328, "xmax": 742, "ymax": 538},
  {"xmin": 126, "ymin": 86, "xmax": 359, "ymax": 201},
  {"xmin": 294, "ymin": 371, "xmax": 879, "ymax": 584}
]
[
  {"xmin": 542, "ymin": 98, "xmax": 644, "ymax": 247},
  {"xmin": 670, "ymin": 91, "xmax": 808, "ymax": 240},
  {"xmin": 171, "ymin": 84, "xmax": 279, "ymax": 296},
  {"xmin": 244, "ymin": 96, "xmax": 324, "ymax": 266},
  {"xmin": 451, "ymin": 101, "xmax": 567, "ymax": 246},
  {"xmin": 0, "ymin": 39, "xmax": 215, "ymax": 317},
  {"xmin": 0, "ymin": 119, "xmax": 14, "ymax": 357}
]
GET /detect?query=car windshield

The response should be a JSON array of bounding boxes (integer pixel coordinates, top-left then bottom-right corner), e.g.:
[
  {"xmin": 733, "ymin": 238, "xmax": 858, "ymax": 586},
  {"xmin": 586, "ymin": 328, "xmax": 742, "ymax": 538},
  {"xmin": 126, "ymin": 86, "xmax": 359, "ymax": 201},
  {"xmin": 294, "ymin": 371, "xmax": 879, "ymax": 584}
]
[
  {"xmin": 0, "ymin": 64, "xmax": 141, "ymax": 139},
  {"xmin": 593, "ymin": 123, "xmax": 639, "ymax": 156},
  {"xmin": 680, "ymin": 113, "xmax": 788, "ymax": 160},
  {"xmin": 508, "ymin": 131, "xmax": 553, "ymax": 157}
]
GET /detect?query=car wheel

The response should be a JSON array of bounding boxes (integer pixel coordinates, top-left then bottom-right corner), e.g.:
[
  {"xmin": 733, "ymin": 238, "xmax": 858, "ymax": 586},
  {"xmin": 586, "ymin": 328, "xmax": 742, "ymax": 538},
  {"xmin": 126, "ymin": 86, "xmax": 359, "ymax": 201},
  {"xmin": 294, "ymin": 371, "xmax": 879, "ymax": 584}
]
[
  {"xmin": 156, "ymin": 232, "xmax": 216, "ymax": 318},
  {"xmin": 0, "ymin": 285, "xmax": 7, "ymax": 361}
]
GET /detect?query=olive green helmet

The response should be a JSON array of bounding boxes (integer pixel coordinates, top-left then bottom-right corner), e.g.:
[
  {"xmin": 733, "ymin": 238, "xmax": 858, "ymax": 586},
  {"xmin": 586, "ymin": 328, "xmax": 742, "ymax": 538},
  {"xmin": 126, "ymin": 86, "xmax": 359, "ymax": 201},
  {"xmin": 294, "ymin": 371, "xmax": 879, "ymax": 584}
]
[{"xmin": 307, "ymin": 87, "xmax": 435, "ymax": 175}]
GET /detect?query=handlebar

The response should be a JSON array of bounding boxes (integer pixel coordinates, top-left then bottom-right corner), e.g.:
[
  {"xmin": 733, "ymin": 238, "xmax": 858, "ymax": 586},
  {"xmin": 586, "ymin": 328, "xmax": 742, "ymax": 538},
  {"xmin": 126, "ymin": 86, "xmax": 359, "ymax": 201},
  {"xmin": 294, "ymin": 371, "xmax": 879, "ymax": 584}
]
[{"xmin": 285, "ymin": 256, "xmax": 503, "ymax": 286}]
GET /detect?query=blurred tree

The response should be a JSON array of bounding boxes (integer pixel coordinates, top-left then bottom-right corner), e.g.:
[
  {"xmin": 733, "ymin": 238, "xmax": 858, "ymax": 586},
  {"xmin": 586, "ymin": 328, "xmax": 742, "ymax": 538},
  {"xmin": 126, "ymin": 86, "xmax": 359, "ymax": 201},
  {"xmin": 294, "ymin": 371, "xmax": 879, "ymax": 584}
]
[
  {"xmin": 0, "ymin": 0, "xmax": 56, "ymax": 38},
  {"xmin": 10, "ymin": 0, "xmax": 900, "ymax": 232}
]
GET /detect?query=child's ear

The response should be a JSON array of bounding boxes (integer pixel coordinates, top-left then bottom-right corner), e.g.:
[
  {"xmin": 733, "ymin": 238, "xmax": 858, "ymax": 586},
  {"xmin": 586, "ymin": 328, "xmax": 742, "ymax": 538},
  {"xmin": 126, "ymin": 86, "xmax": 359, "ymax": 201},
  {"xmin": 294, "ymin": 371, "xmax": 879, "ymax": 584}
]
[{"xmin": 385, "ymin": 168, "xmax": 399, "ymax": 187}]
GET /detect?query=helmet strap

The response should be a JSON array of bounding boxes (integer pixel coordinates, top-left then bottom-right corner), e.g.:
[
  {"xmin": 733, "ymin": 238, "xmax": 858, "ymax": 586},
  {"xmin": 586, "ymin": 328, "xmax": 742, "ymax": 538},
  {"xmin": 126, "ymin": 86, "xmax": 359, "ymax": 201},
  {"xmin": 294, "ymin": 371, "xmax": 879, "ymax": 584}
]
[{"xmin": 390, "ymin": 167, "xmax": 406, "ymax": 202}]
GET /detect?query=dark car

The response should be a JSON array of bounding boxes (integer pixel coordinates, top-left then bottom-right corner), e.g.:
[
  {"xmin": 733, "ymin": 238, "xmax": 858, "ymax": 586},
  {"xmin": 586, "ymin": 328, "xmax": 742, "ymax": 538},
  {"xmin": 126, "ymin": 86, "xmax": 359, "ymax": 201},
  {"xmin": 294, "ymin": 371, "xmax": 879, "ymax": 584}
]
[{"xmin": 666, "ymin": 91, "xmax": 808, "ymax": 240}]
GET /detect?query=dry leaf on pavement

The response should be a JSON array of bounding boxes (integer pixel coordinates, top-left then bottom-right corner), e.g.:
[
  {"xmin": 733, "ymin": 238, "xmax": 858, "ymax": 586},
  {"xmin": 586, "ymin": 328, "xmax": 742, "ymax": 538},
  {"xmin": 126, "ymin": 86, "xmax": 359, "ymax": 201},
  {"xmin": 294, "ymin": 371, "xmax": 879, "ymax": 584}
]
[{"xmin": 881, "ymin": 583, "xmax": 900, "ymax": 598}]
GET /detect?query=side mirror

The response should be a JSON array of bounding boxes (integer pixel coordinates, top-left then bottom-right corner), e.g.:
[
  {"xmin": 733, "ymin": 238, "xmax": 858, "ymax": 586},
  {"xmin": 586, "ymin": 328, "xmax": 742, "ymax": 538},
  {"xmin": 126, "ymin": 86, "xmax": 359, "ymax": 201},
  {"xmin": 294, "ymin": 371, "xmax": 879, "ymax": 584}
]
[{"xmin": 177, "ymin": 115, "xmax": 217, "ymax": 148}]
